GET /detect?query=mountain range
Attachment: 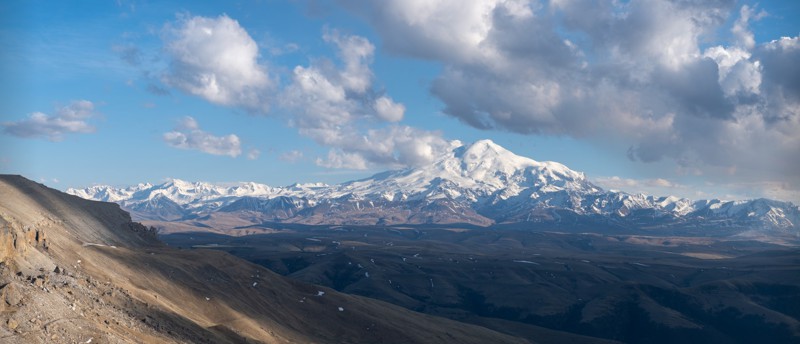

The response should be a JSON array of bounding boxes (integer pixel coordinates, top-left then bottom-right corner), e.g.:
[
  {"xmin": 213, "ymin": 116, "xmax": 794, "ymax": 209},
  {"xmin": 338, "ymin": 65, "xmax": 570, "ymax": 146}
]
[
  {"xmin": 67, "ymin": 140, "xmax": 799, "ymax": 234},
  {"xmin": 0, "ymin": 174, "xmax": 530, "ymax": 343}
]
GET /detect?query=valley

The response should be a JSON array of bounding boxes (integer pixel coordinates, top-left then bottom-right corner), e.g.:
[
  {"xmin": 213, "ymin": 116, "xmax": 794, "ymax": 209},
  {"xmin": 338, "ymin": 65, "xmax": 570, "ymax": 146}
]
[
  {"xmin": 162, "ymin": 224, "xmax": 800, "ymax": 343},
  {"xmin": 61, "ymin": 139, "xmax": 800, "ymax": 343}
]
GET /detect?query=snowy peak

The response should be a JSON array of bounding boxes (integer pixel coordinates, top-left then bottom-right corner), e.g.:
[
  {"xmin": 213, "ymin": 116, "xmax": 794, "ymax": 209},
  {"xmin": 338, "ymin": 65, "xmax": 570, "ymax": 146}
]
[
  {"xmin": 688, "ymin": 198, "xmax": 798, "ymax": 229},
  {"xmin": 457, "ymin": 139, "xmax": 520, "ymax": 166},
  {"xmin": 65, "ymin": 139, "xmax": 798, "ymax": 231},
  {"xmin": 453, "ymin": 139, "xmax": 589, "ymax": 188},
  {"xmin": 131, "ymin": 179, "xmax": 224, "ymax": 205},
  {"xmin": 459, "ymin": 140, "xmax": 582, "ymax": 173},
  {"xmin": 66, "ymin": 183, "xmax": 152, "ymax": 203},
  {"xmin": 455, "ymin": 139, "xmax": 537, "ymax": 179},
  {"xmin": 351, "ymin": 139, "xmax": 597, "ymax": 201}
]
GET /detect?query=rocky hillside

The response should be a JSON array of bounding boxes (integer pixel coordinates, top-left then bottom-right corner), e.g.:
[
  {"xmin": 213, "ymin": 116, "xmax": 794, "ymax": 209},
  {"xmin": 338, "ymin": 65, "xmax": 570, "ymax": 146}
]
[{"xmin": 0, "ymin": 175, "xmax": 526, "ymax": 343}]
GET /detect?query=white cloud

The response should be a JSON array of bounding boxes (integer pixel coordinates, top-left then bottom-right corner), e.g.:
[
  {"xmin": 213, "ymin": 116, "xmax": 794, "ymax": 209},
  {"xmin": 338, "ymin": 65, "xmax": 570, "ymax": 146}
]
[
  {"xmin": 703, "ymin": 46, "xmax": 762, "ymax": 96},
  {"xmin": 279, "ymin": 150, "xmax": 304, "ymax": 163},
  {"xmin": 280, "ymin": 31, "xmax": 448, "ymax": 169},
  {"xmin": 374, "ymin": 96, "xmax": 405, "ymax": 122},
  {"xmin": 343, "ymin": 0, "xmax": 529, "ymax": 62},
  {"xmin": 731, "ymin": 5, "xmax": 766, "ymax": 49},
  {"xmin": 247, "ymin": 148, "xmax": 261, "ymax": 160},
  {"xmin": 316, "ymin": 150, "xmax": 369, "ymax": 170},
  {"xmin": 2, "ymin": 100, "xmax": 98, "ymax": 141},
  {"xmin": 594, "ymin": 176, "xmax": 707, "ymax": 201},
  {"xmin": 342, "ymin": 1, "xmax": 800, "ymax": 185},
  {"xmin": 323, "ymin": 31, "xmax": 375, "ymax": 93},
  {"xmin": 594, "ymin": 176, "xmax": 684, "ymax": 192},
  {"xmin": 282, "ymin": 64, "xmax": 352, "ymax": 133},
  {"xmin": 720, "ymin": 181, "xmax": 800, "ymax": 204},
  {"xmin": 313, "ymin": 125, "xmax": 451, "ymax": 169},
  {"xmin": 595, "ymin": 176, "xmax": 800, "ymax": 204},
  {"xmin": 155, "ymin": 15, "xmax": 446, "ymax": 170},
  {"xmin": 594, "ymin": 177, "xmax": 800, "ymax": 204},
  {"xmin": 163, "ymin": 116, "xmax": 242, "ymax": 157},
  {"xmin": 162, "ymin": 14, "xmax": 272, "ymax": 111}
]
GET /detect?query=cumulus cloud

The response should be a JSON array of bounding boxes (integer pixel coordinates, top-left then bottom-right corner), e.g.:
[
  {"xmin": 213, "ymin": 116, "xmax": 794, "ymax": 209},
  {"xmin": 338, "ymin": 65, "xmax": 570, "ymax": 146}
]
[
  {"xmin": 731, "ymin": 5, "xmax": 766, "ymax": 49},
  {"xmin": 154, "ymin": 15, "xmax": 446, "ymax": 170},
  {"xmin": 342, "ymin": 0, "xmax": 800, "ymax": 184},
  {"xmin": 280, "ymin": 30, "xmax": 447, "ymax": 169},
  {"xmin": 316, "ymin": 150, "xmax": 369, "ymax": 170},
  {"xmin": 2, "ymin": 100, "xmax": 98, "ymax": 141},
  {"xmin": 315, "ymin": 126, "xmax": 451, "ymax": 169},
  {"xmin": 163, "ymin": 116, "xmax": 242, "ymax": 157},
  {"xmin": 323, "ymin": 31, "xmax": 375, "ymax": 93},
  {"xmin": 162, "ymin": 14, "xmax": 272, "ymax": 111},
  {"xmin": 374, "ymin": 96, "xmax": 405, "ymax": 122}
]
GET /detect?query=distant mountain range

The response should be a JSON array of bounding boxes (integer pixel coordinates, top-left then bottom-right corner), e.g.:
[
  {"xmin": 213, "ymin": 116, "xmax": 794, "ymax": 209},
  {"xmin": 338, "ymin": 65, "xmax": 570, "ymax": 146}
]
[{"xmin": 68, "ymin": 139, "xmax": 799, "ymax": 233}]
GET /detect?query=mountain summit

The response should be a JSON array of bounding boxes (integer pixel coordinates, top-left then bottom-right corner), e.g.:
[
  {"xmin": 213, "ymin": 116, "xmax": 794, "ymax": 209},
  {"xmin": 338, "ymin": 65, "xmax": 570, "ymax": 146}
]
[
  {"xmin": 316, "ymin": 139, "xmax": 598, "ymax": 207},
  {"xmin": 68, "ymin": 140, "xmax": 799, "ymax": 233}
]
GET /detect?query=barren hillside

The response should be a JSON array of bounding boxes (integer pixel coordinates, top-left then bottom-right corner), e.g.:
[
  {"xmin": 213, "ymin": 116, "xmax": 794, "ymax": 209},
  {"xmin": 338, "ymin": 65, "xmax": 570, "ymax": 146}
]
[{"xmin": 0, "ymin": 175, "xmax": 526, "ymax": 343}]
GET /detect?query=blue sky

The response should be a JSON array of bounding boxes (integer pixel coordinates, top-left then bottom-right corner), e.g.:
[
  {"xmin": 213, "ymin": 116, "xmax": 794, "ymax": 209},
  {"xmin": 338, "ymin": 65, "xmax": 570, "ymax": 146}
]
[{"xmin": 1, "ymin": 0, "xmax": 798, "ymax": 203}]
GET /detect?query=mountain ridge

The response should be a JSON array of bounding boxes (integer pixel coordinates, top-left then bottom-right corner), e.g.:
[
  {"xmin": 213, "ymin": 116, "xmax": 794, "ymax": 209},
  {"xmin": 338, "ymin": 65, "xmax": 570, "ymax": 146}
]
[
  {"xmin": 67, "ymin": 140, "xmax": 799, "ymax": 232},
  {"xmin": 0, "ymin": 174, "xmax": 531, "ymax": 343}
]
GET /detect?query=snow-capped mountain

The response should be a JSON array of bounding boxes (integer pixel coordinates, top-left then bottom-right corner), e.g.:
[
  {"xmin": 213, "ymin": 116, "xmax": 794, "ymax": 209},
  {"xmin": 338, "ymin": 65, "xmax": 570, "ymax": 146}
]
[
  {"xmin": 327, "ymin": 139, "xmax": 599, "ymax": 203},
  {"xmin": 67, "ymin": 140, "xmax": 799, "ymax": 232},
  {"xmin": 67, "ymin": 182, "xmax": 153, "ymax": 203}
]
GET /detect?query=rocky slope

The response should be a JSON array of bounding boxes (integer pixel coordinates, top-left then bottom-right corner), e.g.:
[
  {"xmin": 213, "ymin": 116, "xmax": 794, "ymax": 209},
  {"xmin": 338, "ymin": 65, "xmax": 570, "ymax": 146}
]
[
  {"xmin": 68, "ymin": 140, "xmax": 799, "ymax": 233},
  {"xmin": 0, "ymin": 175, "xmax": 527, "ymax": 343}
]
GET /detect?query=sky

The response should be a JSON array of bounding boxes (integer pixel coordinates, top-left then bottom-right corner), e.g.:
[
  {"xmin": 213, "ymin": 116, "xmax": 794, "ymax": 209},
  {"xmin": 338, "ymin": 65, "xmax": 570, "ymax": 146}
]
[{"xmin": 1, "ymin": 0, "xmax": 798, "ymax": 203}]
